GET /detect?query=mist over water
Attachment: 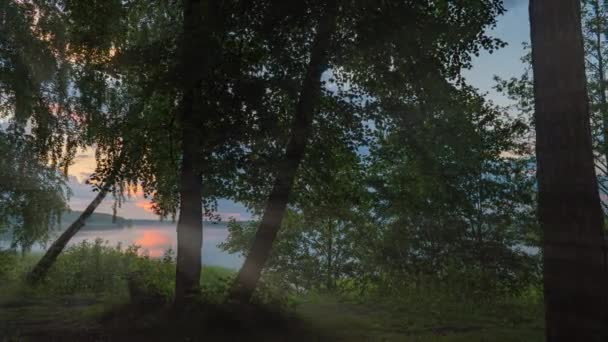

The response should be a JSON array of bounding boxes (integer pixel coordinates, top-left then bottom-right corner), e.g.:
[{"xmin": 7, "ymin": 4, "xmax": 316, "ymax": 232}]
[{"xmin": 24, "ymin": 222, "xmax": 244, "ymax": 270}]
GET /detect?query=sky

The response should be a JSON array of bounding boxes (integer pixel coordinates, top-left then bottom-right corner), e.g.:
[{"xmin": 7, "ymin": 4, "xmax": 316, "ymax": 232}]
[{"xmin": 65, "ymin": 0, "xmax": 532, "ymax": 221}]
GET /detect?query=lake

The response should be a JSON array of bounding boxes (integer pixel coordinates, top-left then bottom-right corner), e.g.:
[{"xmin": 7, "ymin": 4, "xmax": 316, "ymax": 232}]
[{"xmin": 30, "ymin": 222, "xmax": 244, "ymax": 270}]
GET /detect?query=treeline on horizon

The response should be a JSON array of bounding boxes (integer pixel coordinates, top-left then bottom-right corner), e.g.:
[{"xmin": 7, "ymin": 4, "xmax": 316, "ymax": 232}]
[{"xmin": 1, "ymin": 0, "xmax": 608, "ymax": 339}]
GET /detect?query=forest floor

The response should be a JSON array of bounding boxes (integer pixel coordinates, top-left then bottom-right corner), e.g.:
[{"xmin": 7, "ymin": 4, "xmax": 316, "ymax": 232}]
[{"xmin": 0, "ymin": 289, "xmax": 543, "ymax": 341}]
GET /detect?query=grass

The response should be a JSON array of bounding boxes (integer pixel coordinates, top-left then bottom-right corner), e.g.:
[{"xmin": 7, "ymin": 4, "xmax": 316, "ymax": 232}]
[
  {"xmin": 296, "ymin": 294, "xmax": 543, "ymax": 341},
  {"xmin": 0, "ymin": 243, "xmax": 544, "ymax": 341}
]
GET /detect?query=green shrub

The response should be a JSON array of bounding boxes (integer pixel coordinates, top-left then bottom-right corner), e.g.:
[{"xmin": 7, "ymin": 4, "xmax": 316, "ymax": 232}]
[
  {"xmin": 253, "ymin": 272, "xmax": 298, "ymax": 310},
  {"xmin": 0, "ymin": 249, "xmax": 18, "ymax": 281},
  {"xmin": 199, "ymin": 266, "xmax": 235, "ymax": 303},
  {"xmin": 24, "ymin": 239, "xmax": 174, "ymax": 303},
  {"xmin": 3, "ymin": 241, "xmax": 304, "ymax": 309},
  {"xmin": 43, "ymin": 239, "xmax": 135, "ymax": 295},
  {"xmin": 127, "ymin": 249, "xmax": 175, "ymax": 305}
]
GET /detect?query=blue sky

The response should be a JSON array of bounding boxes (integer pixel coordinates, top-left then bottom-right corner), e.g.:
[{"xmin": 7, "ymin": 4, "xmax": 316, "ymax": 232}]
[
  {"xmin": 67, "ymin": 1, "xmax": 532, "ymax": 220},
  {"xmin": 463, "ymin": 0, "xmax": 529, "ymax": 106}
]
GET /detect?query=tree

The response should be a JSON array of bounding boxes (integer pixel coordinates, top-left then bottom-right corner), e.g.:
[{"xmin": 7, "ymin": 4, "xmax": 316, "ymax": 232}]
[
  {"xmin": 0, "ymin": 0, "xmax": 96, "ymax": 261},
  {"xmin": 222, "ymin": 140, "xmax": 371, "ymax": 294},
  {"xmin": 582, "ymin": 0, "xmax": 608, "ymax": 165},
  {"xmin": 15, "ymin": 0, "xmax": 185, "ymax": 283},
  {"xmin": 529, "ymin": 0, "xmax": 608, "ymax": 339},
  {"xmin": 173, "ymin": 0, "xmax": 206, "ymax": 305},
  {"xmin": 228, "ymin": 0, "xmax": 340, "ymax": 303},
  {"xmin": 228, "ymin": 0, "xmax": 507, "ymax": 302},
  {"xmin": 21, "ymin": 0, "xmax": 292, "ymax": 292},
  {"xmin": 0, "ymin": 129, "xmax": 69, "ymax": 254},
  {"xmin": 17, "ymin": 0, "xmax": 152, "ymax": 282},
  {"xmin": 367, "ymin": 80, "xmax": 538, "ymax": 296},
  {"xmin": 26, "ymin": 153, "xmax": 124, "ymax": 283}
]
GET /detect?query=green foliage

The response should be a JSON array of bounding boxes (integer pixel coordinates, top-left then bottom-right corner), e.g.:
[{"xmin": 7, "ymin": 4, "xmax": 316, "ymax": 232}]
[
  {"xmin": 1, "ymin": 0, "xmax": 543, "ymax": 330},
  {"xmin": 0, "ymin": 249, "xmax": 18, "ymax": 281},
  {"xmin": 367, "ymin": 82, "xmax": 539, "ymax": 297},
  {"xmin": 224, "ymin": 81, "xmax": 540, "ymax": 300},
  {"xmin": 0, "ymin": 130, "xmax": 69, "ymax": 252},
  {"xmin": 581, "ymin": 0, "xmax": 608, "ymax": 159},
  {"xmin": 198, "ymin": 265, "xmax": 234, "ymax": 303},
  {"xmin": 222, "ymin": 211, "xmax": 353, "ymax": 293},
  {"xmin": 1, "ymin": 242, "xmax": 244, "ymax": 305},
  {"xmin": 39, "ymin": 239, "xmax": 155, "ymax": 296}
]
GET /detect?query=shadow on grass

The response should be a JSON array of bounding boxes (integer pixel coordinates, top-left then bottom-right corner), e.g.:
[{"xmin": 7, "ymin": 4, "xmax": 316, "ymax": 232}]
[{"xmin": 1, "ymin": 296, "xmax": 325, "ymax": 342}]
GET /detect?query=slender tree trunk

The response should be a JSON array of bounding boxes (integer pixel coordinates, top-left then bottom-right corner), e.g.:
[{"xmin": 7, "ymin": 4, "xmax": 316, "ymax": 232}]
[
  {"xmin": 227, "ymin": 2, "xmax": 339, "ymax": 303},
  {"xmin": 27, "ymin": 164, "xmax": 121, "ymax": 284},
  {"xmin": 327, "ymin": 219, "xmax": 333, "ymax": 291},
  {"xmin": 173, "ymin": 0, "xmax": 205, "ymax": 305},
  {"xmin": 529, "ymin": 1, "xmax": 608, "ymax": 340},
  {"xmin": 589, "ymin": 0, "xmax": 608, "ymax": 166},
  {"xmin": 476, "ymin": 168, "xmax": 485, "ymax": 273}
]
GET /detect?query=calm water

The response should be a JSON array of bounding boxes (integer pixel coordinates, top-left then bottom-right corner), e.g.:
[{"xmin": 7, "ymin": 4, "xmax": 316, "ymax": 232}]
[{"xmin": 45, "ymin": 222, "xmax": 243, "ymax": 270}]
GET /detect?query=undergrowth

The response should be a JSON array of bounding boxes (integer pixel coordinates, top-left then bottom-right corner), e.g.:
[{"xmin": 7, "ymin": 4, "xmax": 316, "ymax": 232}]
[{"xmin": 0, "ymin": 241, "xmax": 544, "ymax": 341}]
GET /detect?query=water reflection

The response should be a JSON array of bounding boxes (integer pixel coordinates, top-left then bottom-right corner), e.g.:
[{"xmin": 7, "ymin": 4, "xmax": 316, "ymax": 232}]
[
  {"xmin": 135, "ymin": 230, "xmax": 172, "ymax": 258},
  {"xmin": 67, "ymin": 223, "xmax": 243, "ymax": 270}
]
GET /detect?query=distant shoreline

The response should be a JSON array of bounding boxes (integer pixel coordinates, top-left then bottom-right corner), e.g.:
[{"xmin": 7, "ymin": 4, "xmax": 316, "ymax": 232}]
[
  {"xmin": 0, "ymin": 210, "xmax": 250, "ymax": 237},
  {"xmin": 60, "ymin": 211, "xmax": 250, "ymax": 231}
]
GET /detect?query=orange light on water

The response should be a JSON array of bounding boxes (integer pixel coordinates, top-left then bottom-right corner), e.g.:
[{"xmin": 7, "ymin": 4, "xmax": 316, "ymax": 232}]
[
  {"xmin": 136, "ymin": 230, "xmax": 171, "ymax": 248},
  {"xmin": 135, "ymin": 230, "xmax": 172, "ymax": 258}
]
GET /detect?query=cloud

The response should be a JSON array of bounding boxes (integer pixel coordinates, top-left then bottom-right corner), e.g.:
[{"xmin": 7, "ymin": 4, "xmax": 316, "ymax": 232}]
[
  {"xmin": 66, "ymin": 175, "xmax": 159, "ymax": 220},
  {"xmin": 68, "ymin": 147, "xmax": 96, "ymax": 182},
  {"xmin": 66, "ymin": 174, "xmax": 252, "ymax": 221},
  {"xmin": 65, "ymin": 149, "xmax": 252, "ymax": 221},
  {"xmin": 63, "ymin": 150, "xmax": 160, "ymax": 220}
]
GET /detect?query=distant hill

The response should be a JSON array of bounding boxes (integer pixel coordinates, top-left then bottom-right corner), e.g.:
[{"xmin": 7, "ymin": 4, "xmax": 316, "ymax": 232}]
[
  {"xmin": 59, "ymin": 212, "xmax": 249, "ymax": 230},
  {"xmin": 128, "ymin": 219, "xmax": 238, "ymax": 228},
  {"xmin": 60, "ymin": 211, "xmax": 133, "ymax": 230}
]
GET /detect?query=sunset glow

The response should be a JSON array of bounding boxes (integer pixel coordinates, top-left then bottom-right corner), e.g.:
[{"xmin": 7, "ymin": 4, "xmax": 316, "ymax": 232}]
[
  {"xmin": 135, "ymin": 230, "xmax": 172, "ymax": 258},
  {"xmin": 135, "ymin": 200, "xmax": 155, "ymax": 213},
  {"xmin": 68, "ymin": 148, "xmax": 97, "ymax": 183}
]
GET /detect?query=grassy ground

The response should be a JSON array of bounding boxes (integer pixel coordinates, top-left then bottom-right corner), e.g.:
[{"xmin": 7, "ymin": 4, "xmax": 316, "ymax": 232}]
[
  {"xmin": 0, "ymin": 245, "xmax": 544, "ymax": 341},
  {"xmin": 295, "ymin": 295, "xmax": 543, "ymax": 341},
  {"xmin": 0, "ymin": 288, "xmax": 544, "ymax": 341}
]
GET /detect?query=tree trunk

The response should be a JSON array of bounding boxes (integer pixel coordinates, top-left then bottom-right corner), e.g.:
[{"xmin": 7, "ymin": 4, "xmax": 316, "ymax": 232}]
[
  {"xmin": 590, "ymin": 0, "xmax": 608, "ymax": 215},
  {"xmin": 529, "ymin": 1, "xmax": 608, "ymax": 340},
  {"xmin": 326, "ymin": 219, "xmax": 334, "ymax": 291},
  {"xmin": 27, "ymin": 164, "xmax": 121, "ymax": 284},
  {"xmin": 227, "ymin": 2, "xmax": 339, "ymax": 303},
  {"xmin": 589, "ymin": 0, "xmax": 608, "ymax": 168},
  {"xmin": 173, "ymin": 0, "xmax": 206, "ymax": 306}
]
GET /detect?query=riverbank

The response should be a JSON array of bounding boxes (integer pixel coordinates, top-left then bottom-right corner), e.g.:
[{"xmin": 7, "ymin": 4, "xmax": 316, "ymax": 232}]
[
  {"xmin": 0, "ymin": 247, "xmax": 544, "ymax": 341},
  {"xmin": 2, "ymin": 222, "xmax": 244, "ymax": 270}
]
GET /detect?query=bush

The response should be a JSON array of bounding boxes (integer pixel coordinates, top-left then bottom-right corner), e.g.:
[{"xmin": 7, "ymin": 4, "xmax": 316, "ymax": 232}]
[
  {"xmin": 13, "ymin": 239, "xmax": 174, "ymax": 303},
  {"xmin": 0, "ymin": 249, "xmax": 18, "ymax": 281},
  {"xmin": 2, "ymin": 241, "xmax": 299, "ymax": 311},
  {"xmin": 199, "ymin": 266, "xmax": 235, "ymax": 303}
]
